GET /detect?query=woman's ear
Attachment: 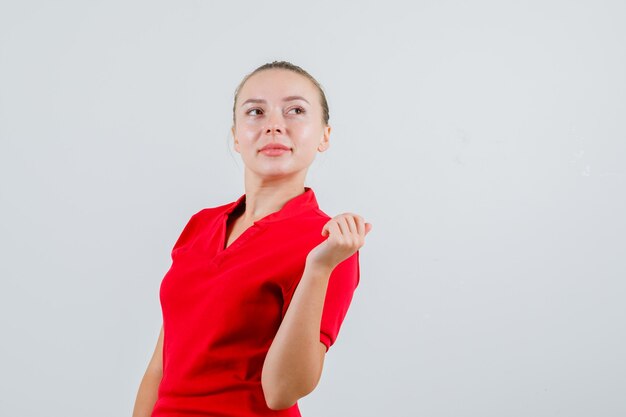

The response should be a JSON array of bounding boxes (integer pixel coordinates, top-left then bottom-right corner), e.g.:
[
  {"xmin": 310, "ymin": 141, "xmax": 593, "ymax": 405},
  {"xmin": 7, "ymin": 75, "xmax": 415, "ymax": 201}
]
[
  {"xmin": 231, "ymin": 126, "xmax": 240, "ymax": 153},
  {"xmin": 318, "ymin": 125, "xmax": 331, "ymax": 152}
]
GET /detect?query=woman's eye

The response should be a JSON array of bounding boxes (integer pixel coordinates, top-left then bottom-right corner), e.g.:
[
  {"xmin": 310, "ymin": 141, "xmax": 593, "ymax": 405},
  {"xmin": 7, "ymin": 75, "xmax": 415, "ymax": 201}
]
[{"xmin": 246, "ymin": 107, "xmax": 304, "ymax": 116}]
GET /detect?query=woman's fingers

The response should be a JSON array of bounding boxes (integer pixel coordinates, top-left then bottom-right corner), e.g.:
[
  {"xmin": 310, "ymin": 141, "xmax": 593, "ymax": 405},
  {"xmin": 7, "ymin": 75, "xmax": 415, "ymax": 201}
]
[
  {"xmin": 354, "ymin": 215, "xmax": 365, "ymax": 239},
  {"xmin": 335, "ymin": 216, "xmax": 349, "ymax": 237},
  {"xmin": 326, "ymin": 219, "xmax": 342, "ymax": 240},
  {"xmin": 311, "ymin": 213, "xmax": 371, "ymax": 269},
  {"xmin": 344, "ymin": 215, "xmax": 361, "ymax": 246},
  {"xmin": 333, "ymin": 214, "xmax": 367, "ymax": 247},
  {"xmin": 325, "ymin": 213, "xmax": 371, "ymax": 246}
]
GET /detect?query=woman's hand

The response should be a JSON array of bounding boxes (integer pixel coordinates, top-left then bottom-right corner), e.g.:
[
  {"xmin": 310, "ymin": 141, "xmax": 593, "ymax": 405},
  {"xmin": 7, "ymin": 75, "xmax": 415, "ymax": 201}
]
[{"xmin": 306, "ymin": 213, "xmax": 372, "ymax": 272}]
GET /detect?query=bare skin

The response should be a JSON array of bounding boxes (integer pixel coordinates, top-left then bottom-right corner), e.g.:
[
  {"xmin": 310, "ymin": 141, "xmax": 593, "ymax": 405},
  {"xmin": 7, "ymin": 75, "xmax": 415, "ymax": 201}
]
[{"xmin": 132, "ymin": 326, "xmax": 163, "ymax": 417}]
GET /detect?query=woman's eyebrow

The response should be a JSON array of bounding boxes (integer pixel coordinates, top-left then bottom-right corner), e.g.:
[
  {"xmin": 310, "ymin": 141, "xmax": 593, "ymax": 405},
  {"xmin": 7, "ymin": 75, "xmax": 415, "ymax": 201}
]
[{"xmin": 240, "ymin": 96, "xmax": 310, "ymax": 107}]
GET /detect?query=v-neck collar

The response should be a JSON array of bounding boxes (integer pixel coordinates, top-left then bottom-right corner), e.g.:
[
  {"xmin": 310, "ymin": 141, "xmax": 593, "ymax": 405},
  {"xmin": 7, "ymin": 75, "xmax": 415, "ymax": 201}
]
[
  {"xmin": 212, "ymin": 187, "xmax": 320, "ymax": 262},
  {"xmin": 223, "ymin": 186, "xmax": 320, "ymax": 225}
]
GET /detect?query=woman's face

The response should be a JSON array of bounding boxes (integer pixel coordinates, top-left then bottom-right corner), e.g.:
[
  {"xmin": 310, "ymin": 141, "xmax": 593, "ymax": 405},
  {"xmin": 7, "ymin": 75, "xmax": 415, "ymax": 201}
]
[{"xmin": 231, "ymin": 69, "xmax": 330, "ymax": 181}]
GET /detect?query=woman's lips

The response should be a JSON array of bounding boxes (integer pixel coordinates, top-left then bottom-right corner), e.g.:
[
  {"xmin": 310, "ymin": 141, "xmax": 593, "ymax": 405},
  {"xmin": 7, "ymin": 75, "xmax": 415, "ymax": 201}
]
[{"xmin": 260, "ymin": 148, "xmax": 291, "ymax": 156}]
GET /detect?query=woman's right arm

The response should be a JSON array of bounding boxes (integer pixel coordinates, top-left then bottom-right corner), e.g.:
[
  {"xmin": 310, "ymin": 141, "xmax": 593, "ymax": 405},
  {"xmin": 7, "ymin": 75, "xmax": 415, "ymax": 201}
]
[{"xmin": 132, "ymin": 325, "xmax": 164, "ymax": 417}]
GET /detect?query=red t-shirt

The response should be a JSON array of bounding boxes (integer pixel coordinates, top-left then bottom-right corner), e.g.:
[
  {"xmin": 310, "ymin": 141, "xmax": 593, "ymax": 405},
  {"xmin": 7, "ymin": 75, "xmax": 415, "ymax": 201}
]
[{"xmin": 152, "ymin": 187, "xmax": 360, "ymax": 417}]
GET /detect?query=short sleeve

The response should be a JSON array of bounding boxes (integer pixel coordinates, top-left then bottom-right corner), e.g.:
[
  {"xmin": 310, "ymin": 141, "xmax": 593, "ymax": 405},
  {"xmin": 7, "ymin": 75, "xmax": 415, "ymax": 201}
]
[{"xmin": 319, "ymin": 250, "xmax": 361, "ymax": 352}]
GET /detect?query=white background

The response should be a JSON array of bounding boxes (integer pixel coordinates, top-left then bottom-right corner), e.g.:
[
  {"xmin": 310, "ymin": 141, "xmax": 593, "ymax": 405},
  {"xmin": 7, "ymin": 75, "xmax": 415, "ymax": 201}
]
[{"xmin": 1, "ymin": 1, "xmax": 625, "ymax": 416}]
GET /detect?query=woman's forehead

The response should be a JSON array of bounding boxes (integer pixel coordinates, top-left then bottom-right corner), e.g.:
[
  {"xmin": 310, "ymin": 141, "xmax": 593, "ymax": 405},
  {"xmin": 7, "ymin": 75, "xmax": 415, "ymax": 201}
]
[{"xmin": 239, "ymin": 70, "xmax": 317, "ymax": 101}]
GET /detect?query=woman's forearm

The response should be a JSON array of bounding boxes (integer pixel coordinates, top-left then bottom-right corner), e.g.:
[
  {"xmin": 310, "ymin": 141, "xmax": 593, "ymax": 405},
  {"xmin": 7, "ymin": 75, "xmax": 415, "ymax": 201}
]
[
  {"xmin": 132, "ymin": 368, "xmax": 162, "ymax": 417},
  {"xmin": 261, "ymin": 260, "xmax": 333, "ymax": 410}
]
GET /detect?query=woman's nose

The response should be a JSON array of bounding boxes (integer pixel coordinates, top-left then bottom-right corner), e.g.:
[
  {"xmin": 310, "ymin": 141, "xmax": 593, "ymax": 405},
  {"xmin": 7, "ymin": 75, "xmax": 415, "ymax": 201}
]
[{"xmin": 265, "ymin": 111, "xmax": 284, "ymax": 135}]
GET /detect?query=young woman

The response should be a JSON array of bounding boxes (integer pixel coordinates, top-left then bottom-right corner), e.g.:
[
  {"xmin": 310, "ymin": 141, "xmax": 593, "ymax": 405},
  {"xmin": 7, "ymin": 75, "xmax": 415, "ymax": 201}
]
[{"xmin": 132, "ymin": 60, "xmax": 372, "ymax": 417}]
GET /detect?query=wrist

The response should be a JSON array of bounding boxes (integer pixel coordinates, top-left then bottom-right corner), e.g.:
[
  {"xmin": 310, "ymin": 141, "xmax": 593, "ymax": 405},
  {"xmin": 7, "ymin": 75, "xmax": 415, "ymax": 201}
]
[{"xmin": 304, "ymin": 257, "xmax": 335, "ymax": 277}]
